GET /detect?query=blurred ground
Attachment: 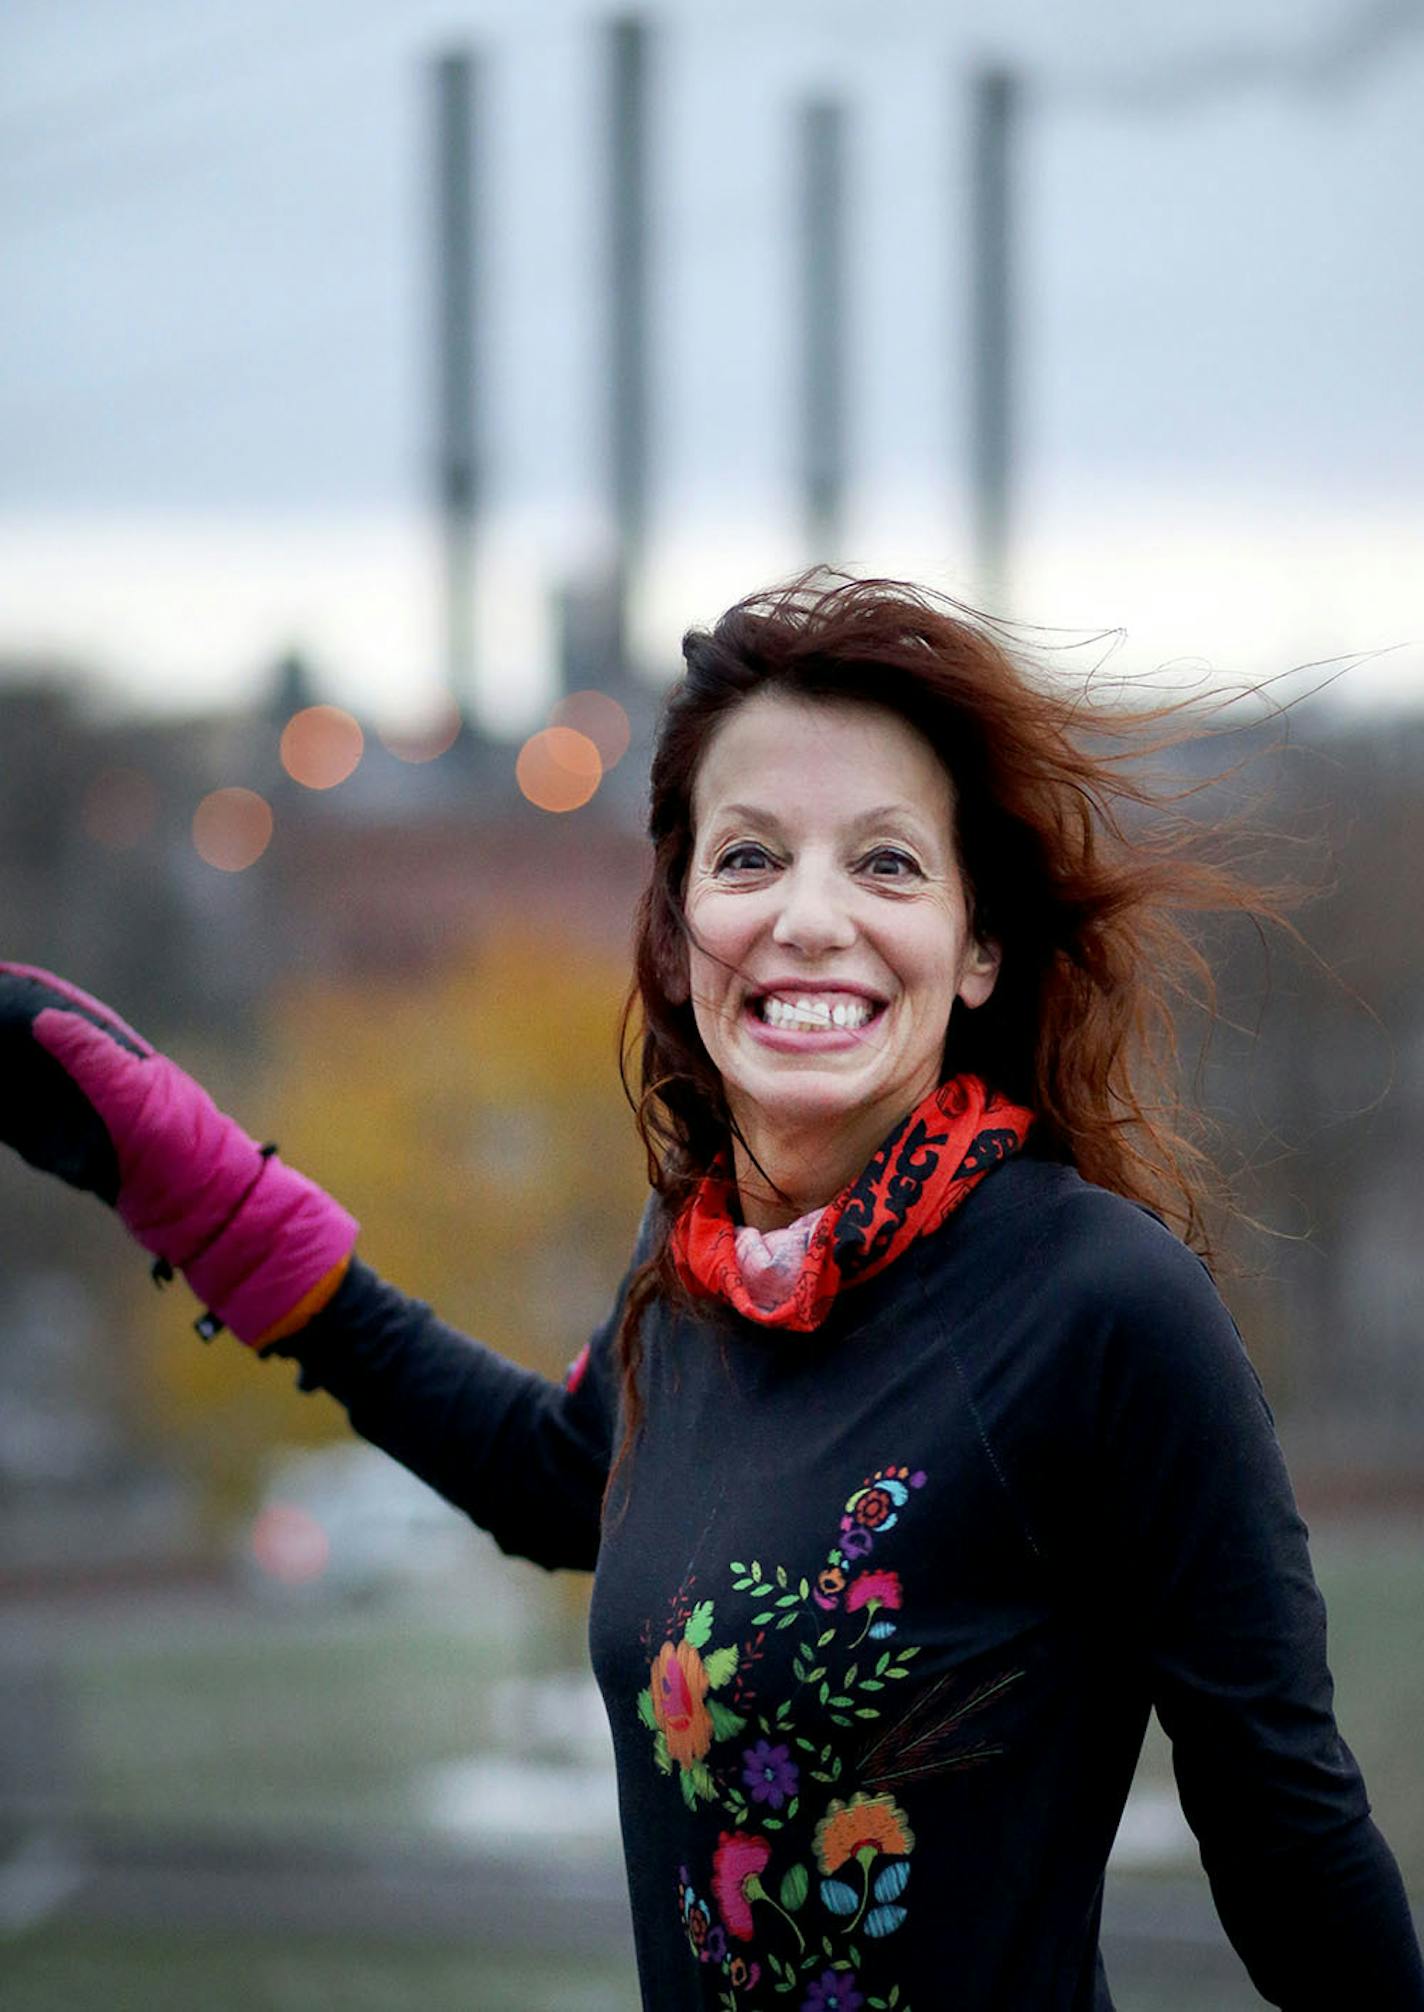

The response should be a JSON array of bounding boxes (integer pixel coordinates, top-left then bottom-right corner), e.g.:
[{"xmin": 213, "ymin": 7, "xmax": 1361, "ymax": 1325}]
[{"xmin": 0, "ymin": 1513, "xmax": 1418, "ymax": 2009}]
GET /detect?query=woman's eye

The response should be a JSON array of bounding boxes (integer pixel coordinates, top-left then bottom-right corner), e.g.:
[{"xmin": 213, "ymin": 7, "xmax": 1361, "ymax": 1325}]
[
  {"xmin": 861, "ymin": 847, "xmax": 921, "ymax": 879},
  {"xmin": 715, "ymin": 843, "xmax": 775, "ymax": 874}
]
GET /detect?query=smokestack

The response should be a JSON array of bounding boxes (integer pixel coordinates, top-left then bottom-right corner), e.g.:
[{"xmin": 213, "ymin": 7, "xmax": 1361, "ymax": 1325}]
[
  {"xmin": 799, "ymin": 99, "xmax": 848, "ymax": 562},
  {"xmin": 432, "ymin": 49, "xmax": 480, "ymax": 716},
  {"xmin": 969, "ymin": 66, "xmax": 1017, "ymax": 610}
]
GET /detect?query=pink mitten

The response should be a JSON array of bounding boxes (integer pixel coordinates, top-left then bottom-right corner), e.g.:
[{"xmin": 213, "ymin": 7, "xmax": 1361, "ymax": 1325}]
[{"xmin": 0, "ymin": 963, "xmax": 357, "ymax": 1345}]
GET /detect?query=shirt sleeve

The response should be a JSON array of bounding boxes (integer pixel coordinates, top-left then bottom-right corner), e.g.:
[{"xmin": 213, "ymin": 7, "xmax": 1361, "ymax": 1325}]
[
  {"xmin": 1086, "ymin": 1203, "xmax": 1424, "ymax": 2007},
  {"xmin": 266, "ymin": 1203, "xmax": 656, "ymax": 1574}
]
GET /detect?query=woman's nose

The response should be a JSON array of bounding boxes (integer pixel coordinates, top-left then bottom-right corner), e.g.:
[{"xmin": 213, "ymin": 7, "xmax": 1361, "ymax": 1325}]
[{"xmin": 770, "ymin": 864, "xmax": 857, "ymax": 955}]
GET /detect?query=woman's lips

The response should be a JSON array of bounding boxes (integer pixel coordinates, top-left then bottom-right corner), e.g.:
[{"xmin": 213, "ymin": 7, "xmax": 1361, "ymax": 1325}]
[{"xmin": 742, "ymin": 991, "xmax": 885, "ymax": 1050}]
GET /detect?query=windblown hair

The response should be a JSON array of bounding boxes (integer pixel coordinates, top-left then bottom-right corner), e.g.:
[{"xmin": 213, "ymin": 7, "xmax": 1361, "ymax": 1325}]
[{"xmin": 612, "ymin": 572, "xmax": 1281, "ymax": 1467}]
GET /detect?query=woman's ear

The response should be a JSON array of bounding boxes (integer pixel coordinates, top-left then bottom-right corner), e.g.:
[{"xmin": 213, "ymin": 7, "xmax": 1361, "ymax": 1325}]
[{"xmin": 956, "ymin": 934, "xmax": 1000, "ymax": 1011}]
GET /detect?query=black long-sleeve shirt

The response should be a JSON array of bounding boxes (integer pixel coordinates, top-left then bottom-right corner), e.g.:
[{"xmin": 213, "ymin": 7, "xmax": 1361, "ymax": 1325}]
[{"xmin": 282, "ymin": 1153, "xmax": 1424, "ymax": 2010}]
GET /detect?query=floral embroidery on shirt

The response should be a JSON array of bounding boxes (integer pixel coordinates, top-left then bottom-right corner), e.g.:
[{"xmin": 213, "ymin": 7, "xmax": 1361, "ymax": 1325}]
[{"xmin": 636, "ymin": 1462, "xmax": 1020, "ymax": 2011}]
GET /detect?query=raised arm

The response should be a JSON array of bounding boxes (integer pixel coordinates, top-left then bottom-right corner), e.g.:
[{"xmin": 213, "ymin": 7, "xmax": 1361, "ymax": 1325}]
[{"xmin": 0, "ymin": 962, "xmax": 636, "ymax": 1573}]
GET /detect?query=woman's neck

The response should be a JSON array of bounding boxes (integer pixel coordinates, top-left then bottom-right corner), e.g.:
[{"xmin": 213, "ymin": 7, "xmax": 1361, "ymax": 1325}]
[{"xmin": 729, "ymin": 1109, "xmax": 892, "ymax": 1233}]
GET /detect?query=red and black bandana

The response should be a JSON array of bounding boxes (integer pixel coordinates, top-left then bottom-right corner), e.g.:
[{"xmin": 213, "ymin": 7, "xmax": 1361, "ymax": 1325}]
[{"xmin": 670, "ymin": 1075, "xmax": 1034, "ymax": 1332}]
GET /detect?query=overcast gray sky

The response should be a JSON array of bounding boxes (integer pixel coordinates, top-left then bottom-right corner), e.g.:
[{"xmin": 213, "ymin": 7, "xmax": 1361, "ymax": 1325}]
[{"xmin": 3, "ymin": 0, "xmax": 1422, "ymax": 726}]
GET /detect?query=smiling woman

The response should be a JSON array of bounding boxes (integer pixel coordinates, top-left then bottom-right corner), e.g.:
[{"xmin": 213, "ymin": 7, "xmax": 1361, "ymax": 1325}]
[{"xmin": 2, "ymin": 574, "xmax": 1422, "ymax": 2012}]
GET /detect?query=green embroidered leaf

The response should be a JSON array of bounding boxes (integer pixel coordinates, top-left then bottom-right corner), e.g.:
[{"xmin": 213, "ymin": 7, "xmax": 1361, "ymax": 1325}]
[
  {"xmin": 780, "ymin": 1863, "xmax": 810, "ymax": 1911},
  {"xmin": 776, "ymin": 1592, "xmax": 799, "ymax": 1607},
  {"xmin": 807, "ymin": 1666, "xmax": 826, "ymax": 1683},
  {"xmin": 799, "ymin": 1577, "xmax": 810, "ymax": 1600},
  {"xmin": 886, "ymin": 1667, "xmax": 908, "ymax": 1679},
  {"xmin": 688, "ymin": 1761, "xmax": 716, "ymax": 1801},
  {"xmin": 864, "ymin": 1902, "xmax": 908, "ymax": 1938},
  {"xmin": 776, "ymin": 1614, "xmax": 799, "ymax": 1630},
  {"xmin": 652, "ymin": 1730, "xmax": 672, "ymax": 1774},
  {"xmin": 786, "ymin": 1793, "xmax": 799, "ymax": 1820},
  {"xmin": 795, "ymin": 1736, "xmax": 817, "ymax": 1753},
  {"xmin": 730, "ymin": 1560, "xmax": 746, "ymax": 1576},
  {"xmin": 751, "ymin": 1584, "xmax": 773, "ymax": 1599},
  {"xmin": 792, "ymin": 1658, "xmax": 808, "ymax": 1683},
  {"xmin": 848, "ymin": 1944, "xmax": 863, "ymax": 1968},
  {"xmin": 679, "ymin": 1767, "xmax": 698, "ymax": 1810},
  {"xmin": 844, "ymin": 1664, "xmax": 858, "ymax": 1687},
  {"xmin": 751, "ymin": 1559, "xmax": 763, "ymax": 1580},
  {"xmin": 636, "ymin": 1687, "xmax": 657, "ymax": 1729},
  {"xmin": 829, "ymin": 1695, "xmax": 851, "ymax": 1708},
  {"xmin": 875, "ymin": 1652, "xmax": 891, "ymax": 1675},
  {"xmin": 732, "ymin": 1577, "xmax": 753, "ymax": 1592},
  {"xmin": 684, "ymin": 1600, "xmax": 715, "ymax": 1650},
  {"xmin": 752, "ymin": 1610, "xmax": 776, "ymax": 1626},
  {"xmin": 897, "ymin": 1645, "xmax": 922, "ymax": 1661},
  {"xmin": 830, "ymin": 1712, "xmax": 852, "ymax": 1727},
  {"xmin": 810, "ymin": 1770, "xmax": 833, "ymax": 1783},
  {"xmin": 775, "ymin": 1564, "xmax": 788, "ymax": 1588},
  {"xmin": 817, "ymin": 1629, "xmax": 836, "ymax": 1649},
  {"xmin": 860, "ymin": 1679, "xmax": 885, "ymax": 1692},
  {"xmin": 704, "ymin": 1645, "xmax": 739, "ymax": 1689},
  {"xmin": 818, "ymin": 1682, "xmax": 831, "ymax": 1706},
  {"xmin": 854, "ymin": 1707, "xmax": 880, "ymax": 1719},
  {"xmin": 765, "ymin": 1816, "xmax": 783, "ymax": 1831},
  {"xmin": 706, "ymin": 1700, "xmax": 746, "ymax": 1741}
]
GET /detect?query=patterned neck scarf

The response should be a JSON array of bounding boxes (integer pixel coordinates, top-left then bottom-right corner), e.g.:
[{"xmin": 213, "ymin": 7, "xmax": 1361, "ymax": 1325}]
[{"xmin": 670, "ymin": 1075, "xmax": 1034, "ymax": 1331}]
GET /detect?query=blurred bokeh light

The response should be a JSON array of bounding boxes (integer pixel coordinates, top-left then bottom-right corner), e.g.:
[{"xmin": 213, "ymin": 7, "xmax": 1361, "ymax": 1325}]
[
  {"xmin": 550, "ymin": 689, "xmax": 631, "ymax": 771},
  {"xmin": 515, "ymin": 725, "xmax": 602, "ymax": 812},
  {"xmin": 279, "ymin": 705, "xmax": 365, "ymax": 790},
  {"xmin": 378, "ymin": 701, "xmax": 464, "ymax": 765},
  {"xmin": 192, "ymin": 786, "xmax": 274, "ymax": 871}
]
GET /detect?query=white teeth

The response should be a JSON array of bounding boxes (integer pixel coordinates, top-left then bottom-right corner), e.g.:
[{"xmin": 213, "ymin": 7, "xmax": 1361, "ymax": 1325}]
[{"xmin": 760, "ymin": 994, "xmax": 873, "ymax": 1032}]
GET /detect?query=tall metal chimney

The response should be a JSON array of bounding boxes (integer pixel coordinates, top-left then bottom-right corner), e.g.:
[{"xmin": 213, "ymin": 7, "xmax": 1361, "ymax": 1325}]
[
  {"xmin": 969, "ymin": 66, "xmax": 1017, "ymax": 610},
  {"xmin": 799, "ymin": 99, "xmax": 848, "ymax": 563},
  {"xmin": 432, "ymin": 49, "xmax": 480, "ymax": 716}
]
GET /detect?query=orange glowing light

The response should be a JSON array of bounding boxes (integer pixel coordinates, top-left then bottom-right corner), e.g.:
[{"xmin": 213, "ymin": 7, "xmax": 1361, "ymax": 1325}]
[
  {"xmin": 280, "ymin": 705, "xmax": 364, "ymax": 790},
  {"xmin": 515, "ymin": 726, "xmax": 602, "ymax": 813},
  {"xmin": 550, "ymin": 689, "xmax": 631, "ymax": 770},
  {"xmin": 82, "ymin": 767, "xmax": 159, "ymax": 850},
  {"xmin": 378, "ymin": 702, "xmax": 463, "ymax": 765},
  {"xmin": 250, "ymin": 1503, "xmax": 330, "ymax": 1586},
  {"xmin": 192, "ymin": 788, "xmax": 273, "ymax": 872}
]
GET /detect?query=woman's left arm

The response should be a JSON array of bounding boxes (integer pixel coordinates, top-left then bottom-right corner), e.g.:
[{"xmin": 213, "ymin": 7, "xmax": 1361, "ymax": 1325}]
[{"xmin": 1091, "ymin": 1209, "xmax": 1424, "ymax": 2007}]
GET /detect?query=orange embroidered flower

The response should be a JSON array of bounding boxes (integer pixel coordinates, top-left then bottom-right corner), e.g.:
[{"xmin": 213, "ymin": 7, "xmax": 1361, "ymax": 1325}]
[
  {"xmin": 812, "ymin": 1791, "xmax": 915, "ymax": 1874},
  {"xmin": 651, "ymin": 1637, "xmax": 714, "ymax": 1769}
]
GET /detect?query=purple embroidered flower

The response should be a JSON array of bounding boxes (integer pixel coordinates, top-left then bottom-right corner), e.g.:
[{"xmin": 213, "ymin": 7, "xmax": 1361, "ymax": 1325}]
[
  {"xmin": 741, "ymin": 1738, "xmax": 799, "ymax": 1809},
  {"xmin": 801, "ymin": 1968, "xmax": 865, "ymax": 2012},
  {"xmin": 839, "ymin": 1524, "xmax": 874, "ymax": 1560}
]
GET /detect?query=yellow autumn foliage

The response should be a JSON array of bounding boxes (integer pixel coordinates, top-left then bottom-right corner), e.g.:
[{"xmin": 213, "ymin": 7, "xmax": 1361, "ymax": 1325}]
[{"xmin": 138, "ymin": 929, "xmax": 648, "ymax": 1521}]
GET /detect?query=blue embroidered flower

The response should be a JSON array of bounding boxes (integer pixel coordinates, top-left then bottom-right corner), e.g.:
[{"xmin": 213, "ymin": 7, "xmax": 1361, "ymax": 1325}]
[{"xmin": 741, "ymin": 1738, "xmax": 799, "ymax": 1809}]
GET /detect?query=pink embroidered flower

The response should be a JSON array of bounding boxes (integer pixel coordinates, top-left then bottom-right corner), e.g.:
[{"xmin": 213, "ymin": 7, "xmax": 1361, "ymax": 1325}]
[
  {"xmin": 845, "ymin": 1568, "xmax": 902, "ymax": 1614},
  {"xmin": 711, "ymin": 1829, "xmax": 771, "ymax": 1942}
]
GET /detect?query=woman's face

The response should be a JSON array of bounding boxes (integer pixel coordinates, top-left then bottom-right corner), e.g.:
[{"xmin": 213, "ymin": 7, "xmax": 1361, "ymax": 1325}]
[{"xmin": 684, "ymin": 690, "xmax": 999, "ymax": 1156}]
